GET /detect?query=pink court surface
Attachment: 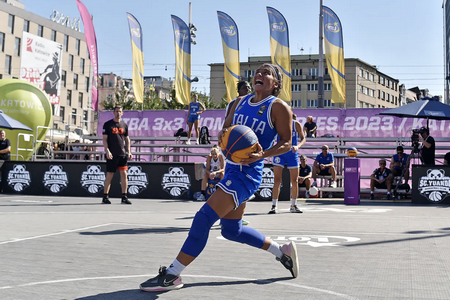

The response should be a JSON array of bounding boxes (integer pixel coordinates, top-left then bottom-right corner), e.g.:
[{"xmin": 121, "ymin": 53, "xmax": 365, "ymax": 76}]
[{"xmin": 0, "ymin": 194, "xmax": 449, "ymax": 300}]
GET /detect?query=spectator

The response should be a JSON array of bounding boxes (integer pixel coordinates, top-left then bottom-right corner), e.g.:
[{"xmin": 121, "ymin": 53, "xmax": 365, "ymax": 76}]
[
  {"xmin": 390, "ymin": 145, "xmax": 410, "ymax": 183},
  {"xmin": 37, "ymin": 142, "xmax": 50, "ymax": 159},
  {"xmin": 419, "ymin": 127, "xmax": 435, "ymax": 165},
  {"xmin": 72, "ymin": 140, "xmax": 82, "ymax": 160},
  {"xmin": 303, "ymin": 116, "xmax": 317, "ymax": 138},
  {"xmin": 225, "ymin": 80, "xmax": 252, "ymax": 118},
  {"xmin": 298, "ymin": 154, "xmax": 312, "ymax": 198},
  {"xmin": 198, "ymin": 145, "xmax": 225, "ymax": 201},
  {"xmin": 0, "ymin": 130, "xmax": 11, "ymax": 160},
  {"xmin": 370, "ymin": 159, "xmax": 393, "ymax": 200},
  {"xmin": 312, "ymin": 145, "xmax": 337, "ymax": 188},
  {"xmin": 444, "ymin": 151, "xmax": 450, "ymax": 165}
]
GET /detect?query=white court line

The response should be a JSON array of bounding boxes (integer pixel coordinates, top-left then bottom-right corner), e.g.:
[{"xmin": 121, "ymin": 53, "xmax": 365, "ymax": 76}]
[
  {"xmin": 0, "ymin": 223, "xmax": 113, "ymax": 245},
  {"xmin": 0, "ymin": 274, "xmax": 359, "ymax": 299}
]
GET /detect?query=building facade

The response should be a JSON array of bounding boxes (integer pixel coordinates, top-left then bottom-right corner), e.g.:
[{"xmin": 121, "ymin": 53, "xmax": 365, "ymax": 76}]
[
  {"xmin": 0, "ymin": 0, "xmax": 94, "ymax": 136},
  {"xmin": 209, "ymin": 55, "xmax": 400, "ymax": 109}
]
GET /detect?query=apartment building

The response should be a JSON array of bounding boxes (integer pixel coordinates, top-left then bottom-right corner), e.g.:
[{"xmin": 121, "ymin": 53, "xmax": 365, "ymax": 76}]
[
  {"xmin": 209, "ymin": 55, "xmax": 400, "ymax": 109},
  {"xmin": 0, "ymin": 0, "xmax": 94, "ymax": 135}
]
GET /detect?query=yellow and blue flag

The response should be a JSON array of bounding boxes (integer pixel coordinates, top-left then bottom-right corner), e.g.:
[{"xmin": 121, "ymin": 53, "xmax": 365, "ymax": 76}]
[
  {"xmin": 217, "ymin": 11, "xmax": 240, "ymax": 102},
  {"xmin": 267, "ymin": 7, "xmax": 291, "ymax": 102},
  {"xmin": 323, "ymin": 6, "xmax": 346, "ymax": 104},
  {"xmin": 171, "ymin": 15, "xmax": 191, "ymax": 105},
  {"xmin": 127, "ymin": 13, "xmax": 144, "ymax": 104}
]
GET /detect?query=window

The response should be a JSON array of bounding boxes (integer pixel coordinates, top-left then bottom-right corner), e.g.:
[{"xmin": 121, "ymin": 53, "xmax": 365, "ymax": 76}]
[
  {"xmin": 80, "ymin": 58, "xmax": 85, "ymax": 74},
  {"xmin": 387, "ymin": 93, "xmax": 390, "ymax": 102},
  {"xmin": 365, "ymin": 71, "xmax": 369, "ymax": 80},
  {"xmin": 364, "ymin": 87, "xmax": 369, "ymax": 95},
  {"xmin": 51, "ymin": 30, "xmax": 57, "ymax": 42},
  {"xmin": 69, "ymin": 55, "xmax": 74, "ymax": 71},
  {"xmin": 14, "ymin": 37, "xmax": 20, "ymax": 56},
  {"xmin": 67, "ymin": 90, "xmax": 72, "ymax": 106},
  {"xmin": 0, "ymin": 32, "xmax": 5, "ymax": 52},
  {"xmin": 308, "ymin": 68, "xmax": 318, "ymax": 76},
  {"xmin": 291, "ymin": 100, "xmax": 301, "ymax": 107},
  {"xmin": 324, "ymin": 100, "xmax": 335, "ymax": 107},
  {"xmin": 291, "ymin": 69, "xmax": 302, "ymax": 76},
  {"xmin": 386, "ymin": 79, "xmax": 390, "ymax": 87},
  {"xmin": 291, "ymin": 84, "xmax": 301, "ymax": 92},
  {"xmin": 38, "ymin": 25, "xmax": 43, "ymax": 37},
  {"xmin": 359, "ymin": 69, "xmax": 364, "ymax": 77},
  {"xmin": 244, "ymin": 70, "xmax": 255, "ymax": 78},
  {"xmin": 73, "ymin": 74, "xmax": 78, "ymax": 90},
  {"xmin": 382, "ymin": 91, "xmax": 385, "ymax": 100},
  {"xmin": 60, "ymin": 107, "xmax": 65, "ymax": 122},
  {"xmin": 307, "ymin": 84, "xmax": 318, "ymax": 91},
  {"xmin": 359, "ymin": 85, "xmax": 364, "ymax": 93},
  {"xmin": 359, "ymin": 101, "xmax": 363, "ymax": 108},
  {"xmin": 61, "ymin": 70, "xmax": 67, "ymax": 87},
  {"xmin": 324, "ymin": 68, "xmax": 329, "ymax": 75},
  {"xmin": 64, "ymin": 35, "xmax": 69, "ymax": 52},
  {"xmin": 381, "ymin": 77, "xmax": 385, "ymax": 85},
  {"xmin": 71, "ymin": 108, "xmax": 78, "ymax": 125},
  {"xmin": 324, "ymin": 83, "xmax": 331, "ymax": 91},
  {"xmin": 370, "ymin": 89, "xmax": 374, "ymax": 97},
  {"xmin": 85, "ymin": 77, "xmax": 90, "ymax": 93},
  {"xmin": 307, "ymin": 100, "xmax": 318, "ymax": 107},
  {"xmin": 365, "ymin": 103, "xmax": 370, "ymax": 108},
  {"xmin": 370, "ymin": 74, "xmax": 374, "ymax": 82},
  {"xmin": 8, "ymin": 15, "xmax": 14, "ymax": 34},
  {"xmin": 75, "ymin": 39, "xmax": 80, "ymax": 55},
  {"xmin": 78, "ymin": 92, "xmax": 83, "ymax": 108},
  {"xmin": 5, "ymin": 55, "xmax": 12, "ymax": 75},
  {"xmin": 83, "ymin": 110, "xmax": 88, "ymax": 129}
]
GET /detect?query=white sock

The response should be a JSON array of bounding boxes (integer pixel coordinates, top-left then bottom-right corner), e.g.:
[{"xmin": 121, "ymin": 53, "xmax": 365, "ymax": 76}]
[
  {"xmin": 272, "ymin": 198, "xmax": 278, "ymax": 206},
  {"xmin": 291, "ymin": 198, "xmax": 297, "ymax": 206},
  {"xmin": 370, "ymin": 191, "xmax": 374, "ymax": 194},
  {"xmin": 267, "ymin": 241, "xmax": 283, "ymax": 259},
  {"xmin": 387, "ymin": 192, "xmax": 391, "ymax": 195},
  {"xmin": 167, "ymin": 258, "xmax": 186, "ymax": 276}
]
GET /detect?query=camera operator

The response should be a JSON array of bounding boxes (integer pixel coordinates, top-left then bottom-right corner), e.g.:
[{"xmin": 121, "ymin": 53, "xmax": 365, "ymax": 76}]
[{"xmin": 419, "ymin": 127, "xmax": 435, "ymax": 165}]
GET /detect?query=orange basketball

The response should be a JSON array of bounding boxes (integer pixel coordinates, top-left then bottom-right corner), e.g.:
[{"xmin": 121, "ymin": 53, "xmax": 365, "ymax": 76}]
[{"xmin": 220, "ymin": 125, "xmax": 259, "ymax": 163}]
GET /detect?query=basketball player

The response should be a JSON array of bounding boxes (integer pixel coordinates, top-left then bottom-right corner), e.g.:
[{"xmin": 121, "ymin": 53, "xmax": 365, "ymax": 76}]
[
  {"xmin": 269, "ymin": 113, "xmax": 305, "ymax": 214},
  {"xmin": 140, "ymin": 63, "xmax": 298, "ymax": 292},
  {"xmin": 197, "ymin": 145, "xmax": 225, "ymax": 201},
  {"xmin": 186, "ymin": 93, "xmax": 206, "ymax": 144}
]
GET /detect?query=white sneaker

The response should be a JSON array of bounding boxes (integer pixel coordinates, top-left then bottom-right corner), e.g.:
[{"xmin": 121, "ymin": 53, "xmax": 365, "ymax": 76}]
[
  {"xmin": 330, "ymin": 181, "xmax": 337, "ymax": 188},
  {"xmin": 278, "ymin": 241, "xmax": 299, "ymax": 278},
  {"xmin": 305, "ymin": 190, "xmax": 310, "ymax": 198},
  {"xmin": 186, "ymin": 139, "xmax": 191, "ymax": 145},
  {"xmin": 247, "ymin": 194, "xmax": 256, "ymax": 201},
  {"xmin": 196, "ymin": 193, "xmax": 205, "ymax": 201},
  {"xmin": 312, "ymin": 181, "xmax": 317, "ymax": 187},
  {"xmin": 195, "ymin": 139, "xmax": 199, "ymax": 145}
]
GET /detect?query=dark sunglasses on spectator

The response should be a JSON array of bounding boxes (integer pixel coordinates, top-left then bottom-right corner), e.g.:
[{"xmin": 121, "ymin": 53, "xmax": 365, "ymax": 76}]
[{"xmin": 321, "ymin": 148, "xmax": 327, "ymax": 150}]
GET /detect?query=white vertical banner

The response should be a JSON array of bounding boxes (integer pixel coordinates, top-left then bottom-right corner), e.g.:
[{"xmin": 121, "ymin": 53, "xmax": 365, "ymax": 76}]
[{"xmin": 20, "ymin": 32, "xmax": 63, "ymax": 105}]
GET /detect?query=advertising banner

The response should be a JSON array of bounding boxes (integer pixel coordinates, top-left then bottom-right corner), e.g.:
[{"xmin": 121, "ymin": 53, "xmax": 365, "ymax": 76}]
[
  {"xmin": 127, "ymin": 13, "xmax": 144, "ymax": 104},
  {"xmin": 20, "ymin": 32, "xmax": 63, "ymax": 105},
  {"xmin": 171, "ymin": 15, "xmax": 191, "ymax": 105}
]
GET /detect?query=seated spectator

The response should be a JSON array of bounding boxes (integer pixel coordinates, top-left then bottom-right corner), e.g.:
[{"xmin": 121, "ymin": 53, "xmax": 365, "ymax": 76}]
[
  {"xmin": 370, "ymin": 159, "xmax": 393, "ymax": 200},
  {"xmin": 37, "ymin": 142, "xmax": 50, "ymax": 159},
  {"xmin": 390, "ymin": 145, "xmax": 410, "ymax": 183},
  {"xmin": 303, "ymin": 116, "xmax": 317, "ymax": 138},
  {"xmin": 198, "ymin": 145, "xmax": 225, "ymax": 201},
  {"xmin": 312, "ymin": 145, "xmax": 337, "ymax": 188},
  {"xmin": 444, "ymin": 152, "xmax": 450, "ymax": 165},
  {"xmin": 298, "ymin": 155, "xmax": 312, "ymax": 198}
]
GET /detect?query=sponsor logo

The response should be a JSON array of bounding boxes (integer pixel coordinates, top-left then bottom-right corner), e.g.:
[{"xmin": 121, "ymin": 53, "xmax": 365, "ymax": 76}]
[
  {"xmin": 175, "ymin": 30, "xmax": 189, "ymax": 40},
  {"xmin": 274, "ymin": 157, "xmax": 281, "ymax": 164},
  {"xmin": 161, "ymin": 167, "xmax": 191, "ymax": 197},
  {"xmin": 325, "ymin": 22, "xmax": 340, "ymax": 33},
  {"xmin": 418, "ymin": 169, "xmax": 450, "ymax": 203},
  {"xmin": 257, "ymin": 167, "xmax": 275, "ymax": 199},
  {"xmin": 131, "ymin": 28, "xmax": 141, "ymax": 38},
  {"xmin": 26, "ymin": 38, "xmax": 33, "ymax": 52},
  {"xmin": 7, "ymin": 164, "xmax": 31, "ymax": 192},
  {"xmin": 345, "ymin": 167, "xmax": 358, "ymax": 172},
  {"xmin": 80, "ymin": 165, "xmax": 105, "ymax": 194},
  {"xmin": 43, "ymin": 165, "xmax": 68, "ymax": 193},
  {"xmin": 270, "ymin": 22, "xmax": 286, "ymax": 32},
  {"xmin": 127, "ymin": 166, "xmax": 148, "ymax": 195},
  {"xmin": 221, "ymin": 26, "xmax": 236, "ymax": 36}
]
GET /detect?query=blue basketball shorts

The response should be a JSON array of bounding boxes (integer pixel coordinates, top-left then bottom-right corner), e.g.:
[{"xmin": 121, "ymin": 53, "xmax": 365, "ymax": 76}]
[
  {"xmin": 273, "ymin": 150, "xmax": 299, "ymax": 169},
  {"xmin": 216, "ymin": 163, "xmax": 262, "ymax": 209},
  {"xmin": 188, "ymin": 115, "xmax": 200, "ymax": 123}
]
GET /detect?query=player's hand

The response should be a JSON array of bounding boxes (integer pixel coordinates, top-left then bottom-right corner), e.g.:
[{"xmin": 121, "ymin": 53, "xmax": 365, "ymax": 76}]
[
  {"xmin": 320, "ymin": 164, "xmax": 325, "ymax": 170},
  {"xmin": 240, "ymin": 143, "xmax": 263, "ymax": 165},
  {"xmin": 292, "ymin": 145, "xmax": 298, "ymax": 153},
  {"xmin": 106, "ymin": 150, "xmax": 113, "ymax": 160},
  {"xmin": 299, "ymin": 177, "xmax": 304, "ymax": 184},
  {"xmin": 128, "ymin": 152, "xmax": 132, "ymax": 160},
  {"xmin": 217, "ymin": 128, "xmax": 229, "ymax": 147}
]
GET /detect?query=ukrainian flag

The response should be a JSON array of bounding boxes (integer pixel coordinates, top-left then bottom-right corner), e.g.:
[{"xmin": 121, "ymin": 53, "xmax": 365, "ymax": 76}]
[
  {"xmin": 323, "ymin": 6, "xmax": 346, "ymax": 104},
  {"xmin": 171, "ymin": 15, "xmax": 191, "ymax": 105},
  {"xmin": 127, "ymin": 13, "xmax": 144, "ymax": 104},
  {"xmin": 267, "ymin": 7, "xmax": 291, "ymax": 103},
  {"xmin": 217, "ymin": 11, "xmax": 240, "ymax": 102}
]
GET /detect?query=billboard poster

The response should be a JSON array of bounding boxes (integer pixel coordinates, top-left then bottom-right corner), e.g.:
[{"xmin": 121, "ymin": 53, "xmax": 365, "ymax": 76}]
[{"xmin": 20, "ymin": 32, "xmax": 63, "ymax": 105}]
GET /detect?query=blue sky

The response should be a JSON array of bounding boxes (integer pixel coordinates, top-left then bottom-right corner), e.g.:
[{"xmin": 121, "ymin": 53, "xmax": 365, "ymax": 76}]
[{"xmin": 23, "ymin": 0, "xmax": 445, "ymax": 97}]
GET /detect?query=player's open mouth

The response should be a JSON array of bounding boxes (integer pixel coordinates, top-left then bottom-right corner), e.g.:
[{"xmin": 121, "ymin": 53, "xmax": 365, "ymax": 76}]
[{"xmin": 255, "ymin": 79, "xmax": 263, "ymax": 85}]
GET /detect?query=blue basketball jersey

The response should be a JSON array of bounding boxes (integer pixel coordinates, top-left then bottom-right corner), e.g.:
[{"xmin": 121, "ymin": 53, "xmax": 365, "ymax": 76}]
[
  {"xmin": 275, "ymin": 120, "xmax": 297, "ymax": 146},
  {"xmin": 189, "ymin": 102, "xmax": 200, "ymax": 117},
  {"xmin": 232, "ymin": 94, "xmax": 278, "ymax": 151}
]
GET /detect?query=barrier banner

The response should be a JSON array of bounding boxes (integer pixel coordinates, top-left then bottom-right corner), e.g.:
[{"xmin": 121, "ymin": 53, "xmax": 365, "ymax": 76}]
[{"xmin": 412, "ymin": 165, "xmax": 450, "ymax": 204}]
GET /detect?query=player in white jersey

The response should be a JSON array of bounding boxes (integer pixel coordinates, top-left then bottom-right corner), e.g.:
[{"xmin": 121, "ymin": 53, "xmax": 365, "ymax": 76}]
[
  {"xmin": 198, "ymin": 145, "xmax": 225, "ymax": 201},
  {"xmin": 140, "ymin": 63, "xmax": 298, "ymax": 292}
]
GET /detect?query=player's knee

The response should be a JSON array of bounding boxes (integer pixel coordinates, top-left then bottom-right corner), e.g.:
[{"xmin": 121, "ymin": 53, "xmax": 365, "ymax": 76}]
[
  {"xmin": 220, "ymin": 218, "xmax": 243, "ymax": 241},
  {"xmin": 188, "ymin": 203, "xmax": 219, "ymax": 240}
]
